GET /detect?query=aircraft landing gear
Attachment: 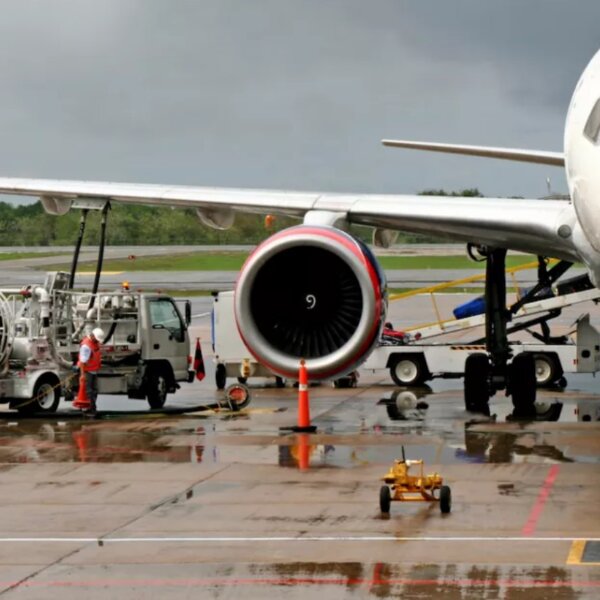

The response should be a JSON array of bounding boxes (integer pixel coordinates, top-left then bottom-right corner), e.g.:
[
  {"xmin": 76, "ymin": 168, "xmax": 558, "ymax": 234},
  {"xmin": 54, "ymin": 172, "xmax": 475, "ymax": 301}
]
[{"xmin": 463, "ymin": 248, "xmax": 538, "ymax": 416}]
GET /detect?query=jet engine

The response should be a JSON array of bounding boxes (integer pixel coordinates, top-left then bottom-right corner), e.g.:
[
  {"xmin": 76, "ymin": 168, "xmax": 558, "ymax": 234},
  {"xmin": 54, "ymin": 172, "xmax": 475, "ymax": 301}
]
[{"xmin": 235, "ymin": 225, "xmax": 387, "ymax": 380}]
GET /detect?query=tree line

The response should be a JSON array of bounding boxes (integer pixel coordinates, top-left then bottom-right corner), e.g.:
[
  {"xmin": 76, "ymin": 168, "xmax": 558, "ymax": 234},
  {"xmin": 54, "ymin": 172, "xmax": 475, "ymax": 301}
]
[{"xmin": 0, "ymin": 189, "xmax": 482, "ymax": 246}]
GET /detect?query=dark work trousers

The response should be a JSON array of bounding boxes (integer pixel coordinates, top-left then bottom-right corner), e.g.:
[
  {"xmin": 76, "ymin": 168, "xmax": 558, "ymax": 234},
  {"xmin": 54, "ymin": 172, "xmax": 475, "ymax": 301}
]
[{"xmin": 84, "ymin": 371, "xmax": 99, "ymax": 411}]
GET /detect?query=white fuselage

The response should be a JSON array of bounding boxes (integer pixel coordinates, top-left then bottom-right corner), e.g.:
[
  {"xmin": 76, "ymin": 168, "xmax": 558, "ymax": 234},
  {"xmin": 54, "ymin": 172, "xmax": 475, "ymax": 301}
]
[{"xmin": 565, "ymin": 49, "xmax": 600, "ymax": 286}]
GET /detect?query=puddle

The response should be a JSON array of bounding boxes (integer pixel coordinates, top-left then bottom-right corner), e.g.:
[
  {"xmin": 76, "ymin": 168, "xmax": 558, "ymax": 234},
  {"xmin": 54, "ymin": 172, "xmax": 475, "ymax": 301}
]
[{"xmin": 0, "ymin": 384, "xmax": 597, "ymax": 466}]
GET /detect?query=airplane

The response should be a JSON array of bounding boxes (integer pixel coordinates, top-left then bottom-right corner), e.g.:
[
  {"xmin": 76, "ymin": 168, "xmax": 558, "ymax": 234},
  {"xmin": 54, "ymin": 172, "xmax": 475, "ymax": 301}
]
[{"xmin": 0, "ymin": 50, "xmax": 599, "ymax": 417}]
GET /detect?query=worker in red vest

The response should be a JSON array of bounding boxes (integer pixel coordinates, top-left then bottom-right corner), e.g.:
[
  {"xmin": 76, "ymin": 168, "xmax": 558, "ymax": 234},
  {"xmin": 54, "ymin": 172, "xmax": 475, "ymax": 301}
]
[{"xmin": 78, "ymin": 327, "xmax": 104, "ymax": 413}]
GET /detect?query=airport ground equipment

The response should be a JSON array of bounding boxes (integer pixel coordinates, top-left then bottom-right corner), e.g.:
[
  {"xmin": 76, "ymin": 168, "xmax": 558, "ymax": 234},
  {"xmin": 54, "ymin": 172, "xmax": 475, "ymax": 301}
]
[
  {"xmin": 363, "ymin": 314, "xmax": 599, "ymax": 388},
  {"xmin": 390, "ymin": 259, "xmax": 599, "ymax": 415},
  {"xmin": 0, "ymin": 271, "xmax": 194, "ymax": 413},
  {"xmin": 212, "ymin": 290, "xmax": 285, "ymax": 389},
  {"xmin": 379, "ymin": 448, "xmax": 451, "ymax": 514}
]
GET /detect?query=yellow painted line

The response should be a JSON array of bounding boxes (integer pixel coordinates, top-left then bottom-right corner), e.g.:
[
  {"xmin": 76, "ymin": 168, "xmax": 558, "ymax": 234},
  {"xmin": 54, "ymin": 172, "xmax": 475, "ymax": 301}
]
[
  {"xmin": 567, "ymin": 540, "xmax": 586, "ymax": 564},
  {"xmin": 78, "ymin": 271, "xmax": 124, "ymax": 275}
]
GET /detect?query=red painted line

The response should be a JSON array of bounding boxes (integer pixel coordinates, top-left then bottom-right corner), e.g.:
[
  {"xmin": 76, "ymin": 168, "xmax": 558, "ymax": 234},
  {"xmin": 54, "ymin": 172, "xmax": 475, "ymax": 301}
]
[
  {"xmin": 5, "ymin": 576, "xmax": 600, "ymax": 589},
  {"xmin": 372, "ymin": 562, "xmax": 383, "ymax": 585},
  {"xmin": 522, "ymin": 464, "xmax": 560, "ymax": 536}
]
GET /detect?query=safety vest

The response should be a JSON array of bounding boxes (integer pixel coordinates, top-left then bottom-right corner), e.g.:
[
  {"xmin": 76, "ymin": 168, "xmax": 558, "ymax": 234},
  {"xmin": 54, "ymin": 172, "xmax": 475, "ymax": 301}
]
[{"xmin": 79, "ymin": 336, "xmax": 102, "ymax": 372}]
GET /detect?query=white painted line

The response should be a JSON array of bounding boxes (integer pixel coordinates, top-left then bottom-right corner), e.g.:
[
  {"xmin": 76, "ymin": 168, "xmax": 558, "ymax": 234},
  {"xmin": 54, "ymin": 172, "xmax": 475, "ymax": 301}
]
[{"xmin": 0, "ymin": 535, "xmax": 597, "ymax": 544}]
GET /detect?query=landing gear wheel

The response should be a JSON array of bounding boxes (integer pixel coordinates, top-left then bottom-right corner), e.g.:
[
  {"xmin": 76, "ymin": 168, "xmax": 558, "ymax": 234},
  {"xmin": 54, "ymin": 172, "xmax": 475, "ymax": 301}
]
[
  {"xmin": 534, "ymin": 354, "xmax": 558, "ymax": 388},
  {"xmin": 147, "ymin": 370, "xmax": 168, "ymax": 409},
  {"xmin": 464, "ymin": 353, "xmax": 490, "ymax": 413},
  {"xmin": 17, "ymin": 377, "xmax": 61, "ymax": 414},
  {"xmin": 275, "ymin": 376, "xmax": 286, "ymax": 388},
  {"xmin": 334, "ymin": 372, "xmax": 358, "ymax": 389},
  {"xmin": 440, "ymin": 485, "xmax": 452, "ymax": 514},
  {"xmin": 390, "ymin": 357, "xmax": 423, "ymax": 386},
  {"xmin": 379, "ymin": 485, "xmax": 391, "ymax": 514},
  {"xmin": 510, "ymin": 353, "xmax": 536, "ymax": 418},
  {"xmin": 215, "ymin": 364, "xmax": 226, "ymax": 390}
]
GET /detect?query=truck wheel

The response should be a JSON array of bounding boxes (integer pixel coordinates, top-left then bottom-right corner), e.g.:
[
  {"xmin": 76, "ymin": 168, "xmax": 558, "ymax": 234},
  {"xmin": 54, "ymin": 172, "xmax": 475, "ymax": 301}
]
[
  {"xmin": 464, "ymin": 353, "xmax": 489, "ymax": 413},
  {"xmin": 147, "ymin": 371, "xmax": 168, "ymax": 409},
  {"xmin": 533, "ymin": 354, "xmax": 559, "ymax": 387},
  {"xmin": 379, "ymin": 485, "xmax": 391, "ymax": 514},
  {"xmin": 390, "ymin": 357, "xmax": 423, "ymax": 386},
  {"xmin": 215, "ymin": 364, "xmax": 226, "ymax": 390},
  {"xmin": 510, "ymin": 353, "xmax": 536, "ymax": 417},
  {"xmin": 18, "ymin": 377, "xmax": 60, "ymax": 414},
  {"xmin": 440, "ymin": 485, "xmax": 452, "ymax": 514}
]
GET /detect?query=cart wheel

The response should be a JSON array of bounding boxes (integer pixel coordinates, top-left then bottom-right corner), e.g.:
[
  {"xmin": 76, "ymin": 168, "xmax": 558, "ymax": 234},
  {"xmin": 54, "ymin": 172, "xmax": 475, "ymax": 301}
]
[
  {"xmin": 215, "ymin": 364, "xmax": 226, "ymax": 390},
  {"xmin": 440, "ymin": 485, "xmax": 451, "ymax": 514},
  {"xmin": 379, "ymin": 485, "xmax": 391, "ymax": 514}
]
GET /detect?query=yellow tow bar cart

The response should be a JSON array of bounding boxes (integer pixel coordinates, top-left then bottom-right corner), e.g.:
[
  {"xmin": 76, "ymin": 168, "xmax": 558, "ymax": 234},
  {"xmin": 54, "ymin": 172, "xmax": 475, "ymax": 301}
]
[{"xmin": 379, "ymin": 448, "xmax": 451, "ymax": 514}]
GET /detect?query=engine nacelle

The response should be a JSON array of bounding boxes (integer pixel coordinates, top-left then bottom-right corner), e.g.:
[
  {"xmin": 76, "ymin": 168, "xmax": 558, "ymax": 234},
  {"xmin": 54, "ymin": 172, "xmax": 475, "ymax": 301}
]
[{"xmin": 235, "ymin": 225, "xmax": 387, "ymax": 380}]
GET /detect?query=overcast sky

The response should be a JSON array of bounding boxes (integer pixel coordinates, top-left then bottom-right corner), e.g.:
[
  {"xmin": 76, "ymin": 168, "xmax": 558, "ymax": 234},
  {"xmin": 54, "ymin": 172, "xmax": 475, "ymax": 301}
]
[{"xmin": 0, "ymin": 0, "xmax": 599, "ymax": 204}]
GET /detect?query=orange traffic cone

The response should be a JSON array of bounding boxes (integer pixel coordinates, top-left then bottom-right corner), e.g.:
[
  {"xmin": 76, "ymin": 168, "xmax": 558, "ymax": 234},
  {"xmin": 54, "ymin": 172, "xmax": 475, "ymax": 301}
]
[
  {"xmin": 292, "ymin": 359, "xmax": 316, "ymax": 433},
  {"xmin": 72, "ymin": 429, "xmax": 90, "ymax": 462},
  {"xmin": 297, "ymin": 433, "xmax": 310, "ymax": 470},
  {"xmin": 73, "ymin": 374, "xmax": 91, "ymax": 410}
]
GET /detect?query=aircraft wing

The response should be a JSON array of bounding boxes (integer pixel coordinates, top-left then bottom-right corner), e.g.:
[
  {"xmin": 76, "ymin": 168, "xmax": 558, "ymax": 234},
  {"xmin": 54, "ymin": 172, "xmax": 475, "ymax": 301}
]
[
  {"xmin": 381, "ymin": 139, "xmax": 565, "ymax": 166},
  {"xmin": 0, "ymin": 177, "xmax": 578, "ymax": 261}
]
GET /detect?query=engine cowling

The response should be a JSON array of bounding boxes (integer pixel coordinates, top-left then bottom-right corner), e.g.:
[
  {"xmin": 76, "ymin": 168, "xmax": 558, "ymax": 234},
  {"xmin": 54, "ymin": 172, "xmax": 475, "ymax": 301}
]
[{"xmin": 235, "ymin": 225, "xmax": 387, "ymax": 380}]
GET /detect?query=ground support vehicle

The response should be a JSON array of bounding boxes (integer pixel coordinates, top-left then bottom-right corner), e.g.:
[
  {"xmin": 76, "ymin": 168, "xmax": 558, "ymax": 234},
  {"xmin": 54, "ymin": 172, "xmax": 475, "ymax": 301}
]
[
  {"xmin": 212, "ymin": 291, "xmax": 285, "ymax": 389},
  {"xmin": 0, "ymin": 271, "xmax": 194, "ymax": 413},
  {"xmin": 379, "ymin": 449, "xmax": 451, "ymax": 514},
  {"xmin": 363, "ymin": 313, "xmax": 599, "ymax": 388}
]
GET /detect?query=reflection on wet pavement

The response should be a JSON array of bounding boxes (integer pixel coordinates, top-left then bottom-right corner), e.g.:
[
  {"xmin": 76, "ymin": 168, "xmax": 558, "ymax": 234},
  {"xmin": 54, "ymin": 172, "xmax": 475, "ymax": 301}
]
[{"xmin": 0, "ymin": 382, "xmax": 597, "ymax": 466}]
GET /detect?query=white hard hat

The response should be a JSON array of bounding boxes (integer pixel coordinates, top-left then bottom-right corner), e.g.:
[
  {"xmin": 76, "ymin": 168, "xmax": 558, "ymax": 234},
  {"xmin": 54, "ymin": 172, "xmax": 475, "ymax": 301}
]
[{"xmin": 92, "ymin": 327, "xmax": 105, "ymax": 341}]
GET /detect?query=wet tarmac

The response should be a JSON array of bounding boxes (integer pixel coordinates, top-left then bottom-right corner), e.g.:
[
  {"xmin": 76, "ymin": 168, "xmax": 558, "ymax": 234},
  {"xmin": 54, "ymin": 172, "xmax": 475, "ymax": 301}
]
[
  {"xmin": 0, "ymin": 372, "xmax": 598, "ymax": 598},
  {"xmin": 0, "ymin": 296, "xmax": 598, "ymax": 598}
]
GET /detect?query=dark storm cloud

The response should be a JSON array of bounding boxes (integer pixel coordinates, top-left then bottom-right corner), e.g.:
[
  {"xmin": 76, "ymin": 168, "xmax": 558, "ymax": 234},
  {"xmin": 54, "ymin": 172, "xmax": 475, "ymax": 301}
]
[{"xmin": 0, "ymin": 0, "xmax": 598, "ymax": 201}]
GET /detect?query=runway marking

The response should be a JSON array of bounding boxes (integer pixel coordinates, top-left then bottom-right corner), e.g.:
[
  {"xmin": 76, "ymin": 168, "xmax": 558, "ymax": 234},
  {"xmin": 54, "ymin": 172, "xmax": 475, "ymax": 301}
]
[
  {"xmin": 0, "ymin": 535, "xmax": 596, "ymax": 544},
  {"xmin": 522, "ymin": 464, "xmax": 559, "ymax": 536},
  {"xmin": 567, "ymin": 540, "xmax": 587, "ymax": 564},
  {"xmin": 568, "ymin": 540, "xmax": 600, "ymax": 566}
]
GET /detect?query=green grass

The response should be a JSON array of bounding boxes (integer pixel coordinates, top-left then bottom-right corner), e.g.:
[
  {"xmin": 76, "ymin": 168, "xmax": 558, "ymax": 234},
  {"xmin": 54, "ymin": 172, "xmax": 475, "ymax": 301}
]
[
  {"xmin": 41, "ymin": 252, "xmax": 541, "ymax": 272},
  {"xmin": 41, "ymin": 252, "xmax": 247, "ymax": 272},
  {"xmin": 0, "ymin": 251, "xmax": 63, "ymax": 261},
  {"xmin": 378, "ymin": 255, "xmax": 537, "ymax": 270}
]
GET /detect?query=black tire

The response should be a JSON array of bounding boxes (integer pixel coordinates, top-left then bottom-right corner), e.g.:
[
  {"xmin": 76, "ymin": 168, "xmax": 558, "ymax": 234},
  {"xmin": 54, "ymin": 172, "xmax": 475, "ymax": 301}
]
[
  {"xmin": 440, "ymin": 485, "xmax": 451, "ymax": 514},
  {"xmin": 390, "ymin": 356, "xmax": 423, "ymax": 386},
  {"xmin": 215, "ymin": 364, "xmax": 226, "ymax": 390},
  {"xmin": 510, "ymin": 353, "xmax": 537, "ymax": 417},
  {"xmin": 17, "ymin": 376, "xmax": 61, "ymax": 414},
  {"xmin": 557, "ymin": 376, "xmax": 567, "ymax": 389},
  {"xmin": 464, "ymin": 353, "xmax": 490, "ymax": 412},
  {"xmin": 275, "ymin": 376, "xmax": 286, "ymax": 388},
  {"xmin": 379, "ymin": 485, "xmax": 391, "ymax": 514},
  {"xmin": 237, "ymin": 377, "xmax": 248, "ymax": 384},
  {"xmin": 147, "ymin": 370, "xmax": 168, "ymax": 409},
  {"xmin": 334, "ymin": 373, "xmax": 357, "ymax": 389},
  {"xmin": 533, "ymin": 354, "xmax": 558, "ymax": 388}
]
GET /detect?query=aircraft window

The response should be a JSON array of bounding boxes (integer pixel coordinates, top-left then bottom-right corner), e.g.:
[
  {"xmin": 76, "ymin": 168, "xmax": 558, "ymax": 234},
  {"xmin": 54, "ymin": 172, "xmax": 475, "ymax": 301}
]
[{"xmin": 583, "ymin": 97, "xmax": 600, "ymax": 143}]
